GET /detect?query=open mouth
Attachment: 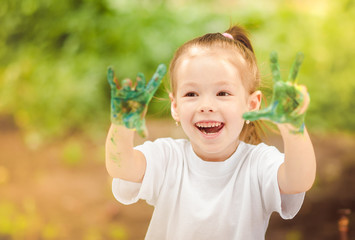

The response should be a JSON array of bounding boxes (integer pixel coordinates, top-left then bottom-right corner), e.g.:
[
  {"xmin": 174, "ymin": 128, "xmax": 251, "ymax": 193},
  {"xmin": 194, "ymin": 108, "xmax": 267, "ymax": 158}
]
[{"xmin": 195, "ymin": 121, "xmax": 224, "ymax": 135}]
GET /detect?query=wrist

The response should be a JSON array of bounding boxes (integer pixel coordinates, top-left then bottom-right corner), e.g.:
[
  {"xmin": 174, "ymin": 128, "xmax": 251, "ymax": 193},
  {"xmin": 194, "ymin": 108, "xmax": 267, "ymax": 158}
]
[
  {"xmin": 109, "ymin": 123, "xmax": 136, "ymax": 137},
  {"xmin": 111, "ymin": 115, "xmax": 136, "ymax": 129},
  {"xmin": 111, "ymin": 115, "xmax": 147, "ymax": 138},
  {"xmin": 277, "ymin": 122, "xmax": 305, "ymax": 135}
]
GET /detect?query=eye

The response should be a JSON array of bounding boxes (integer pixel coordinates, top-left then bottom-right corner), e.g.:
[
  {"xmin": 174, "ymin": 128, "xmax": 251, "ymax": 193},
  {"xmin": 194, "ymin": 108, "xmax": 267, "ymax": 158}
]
[
  {"xmin": 184, "ymin": 92, "xmax": 198, "ymax": 97},
  {"xmin": 217, "ymin": 91, "xmax": 231, "ymax": 96}
]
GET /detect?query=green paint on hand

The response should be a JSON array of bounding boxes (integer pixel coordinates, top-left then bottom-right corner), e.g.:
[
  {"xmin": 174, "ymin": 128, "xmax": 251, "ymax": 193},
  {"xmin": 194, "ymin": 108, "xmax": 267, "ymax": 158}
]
[
  {"xmin": 243, "ymin": 51, "xmax": 307, "ymax": 133},
  {"xmin": 107, "ymin": 64, "xmax": 167, "ymax": 138}
]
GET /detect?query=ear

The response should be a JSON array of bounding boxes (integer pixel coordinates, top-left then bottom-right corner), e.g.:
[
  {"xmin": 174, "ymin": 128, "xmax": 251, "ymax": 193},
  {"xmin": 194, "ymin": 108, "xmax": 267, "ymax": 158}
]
[
  {"xmin": 169, "ymin": 92, "xmax": 180, "ymax": 122},
  {"xmin": 247, "ymin": 90, "xmax": 262, "ymax": 111}
]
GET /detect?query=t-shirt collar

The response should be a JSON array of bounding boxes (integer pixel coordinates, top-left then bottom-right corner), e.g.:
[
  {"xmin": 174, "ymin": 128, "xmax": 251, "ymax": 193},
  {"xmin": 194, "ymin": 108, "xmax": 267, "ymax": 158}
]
[{"xmin": 187, "ymin": 141, "xmax": 246, "ymax": 177}]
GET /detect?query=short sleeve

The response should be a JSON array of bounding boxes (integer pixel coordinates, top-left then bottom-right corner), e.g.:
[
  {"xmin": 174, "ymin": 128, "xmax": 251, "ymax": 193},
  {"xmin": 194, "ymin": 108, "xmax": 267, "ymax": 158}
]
[
  {"xmin": 112, "ymin": 138, "xmax": 172, "ymax": 206},
  {"xmin": 112, "ymin": 178, "xmax": 142, "ymax": 205},
  {"xmin": 256, "ymin": 144, "xmax": 305, "ymax": 219}
]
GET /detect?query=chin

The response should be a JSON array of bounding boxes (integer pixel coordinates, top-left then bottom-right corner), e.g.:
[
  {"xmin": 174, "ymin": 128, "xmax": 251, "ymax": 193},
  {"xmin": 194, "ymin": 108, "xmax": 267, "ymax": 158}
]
[{"xmin": 192, "ymin": 139, "xmax": 239, "ymax": 161}]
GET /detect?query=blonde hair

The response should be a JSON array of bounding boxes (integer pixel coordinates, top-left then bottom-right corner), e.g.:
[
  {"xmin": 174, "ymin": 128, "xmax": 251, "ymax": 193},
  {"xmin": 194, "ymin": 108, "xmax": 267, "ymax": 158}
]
[{"xmin": 169, "ymin": 25, "xmax": 265, "ymax": 144}]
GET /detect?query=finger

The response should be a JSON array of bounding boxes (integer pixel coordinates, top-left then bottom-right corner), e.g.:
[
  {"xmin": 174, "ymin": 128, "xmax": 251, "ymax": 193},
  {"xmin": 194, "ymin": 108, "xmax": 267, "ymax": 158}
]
[
  {"xmin": 136, "ymin": 127, "xmax": 148, "ymax": 138},
  {"xmin": 242, "ymin": 111, "xmax": 263, "ymax": 121},
  {"xmin": 288, "ymin": 52, "xmax": 304, "ymax": 83},
  {"xmin": 135, "ymin": 119, "xmax": 147, "ymax": 138},
  {"xmin": 243, "ymin": 110, "xmax": 274, "ymax": 122},
  {"xmin": 242, "ymin": 103, "xmax": 275, "ymax": 121},
  {"xmin": 136, "ymin": 72, "xmax": 146, "ymax": 91},
  {"xmin": 270, "ymin": 51, "xmax": 282, "ymax": 83},
  {"xmin": 107, "ymin": 67, "xmax": 120, "ymax": 90},
  {"xmin": 243, "ymin": 100, "xmax": 280, "ymax": 123},
  {"xmin": 146, "ymin": 63, "xmax": 167, "ymax": 95},
  {"xmin": 121, "ymin": 78, "xmax": 133, "ymax": 92},
  {"xmin": 294, "ymin": 85, "xmax": 310, "ymax": 115}
]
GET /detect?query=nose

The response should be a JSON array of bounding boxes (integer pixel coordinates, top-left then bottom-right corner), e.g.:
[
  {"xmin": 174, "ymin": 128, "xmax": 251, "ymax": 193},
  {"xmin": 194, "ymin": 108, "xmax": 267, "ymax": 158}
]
[
  {"xmin": 198, "ymin": 97, "xmax": 216, "ymax": 113},
  {"xmin": 200, "ymin": 107, "xmax": 214, "ymax": 113}
]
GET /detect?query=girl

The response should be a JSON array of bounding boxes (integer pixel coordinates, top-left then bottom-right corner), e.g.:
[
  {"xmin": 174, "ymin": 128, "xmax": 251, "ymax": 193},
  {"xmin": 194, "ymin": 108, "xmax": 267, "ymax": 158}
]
[{"xmin": 106, "ymin": 25, "xmax": 316, "ymax": 239}]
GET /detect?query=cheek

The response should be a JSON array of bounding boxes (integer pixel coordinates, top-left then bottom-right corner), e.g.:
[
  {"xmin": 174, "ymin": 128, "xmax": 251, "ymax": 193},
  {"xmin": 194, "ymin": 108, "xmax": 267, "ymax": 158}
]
[
  {"xmin": 176, "ymin": 101, "xmax": 194, "ymax": 119},
  {"xmin": 227, "ymin": 100, "xmax": 248, "ymax": 115}
]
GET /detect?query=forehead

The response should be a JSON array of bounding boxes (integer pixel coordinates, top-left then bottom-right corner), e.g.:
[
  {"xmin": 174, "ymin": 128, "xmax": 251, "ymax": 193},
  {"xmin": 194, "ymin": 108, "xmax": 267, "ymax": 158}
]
[
  {"xmin": 175, "ymin": 46, "xmax": 247, "ymax": 85},
  {"xmin": 184, "ymin": 45, "xmax": 246, "ymax": 65}
]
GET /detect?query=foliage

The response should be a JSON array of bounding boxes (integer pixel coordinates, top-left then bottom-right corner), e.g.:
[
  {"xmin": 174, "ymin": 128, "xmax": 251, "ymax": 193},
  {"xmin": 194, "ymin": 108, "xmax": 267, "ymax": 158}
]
[
  {"xmin": 0, "ymin": 0, "xmax": 354, "ymax": 142},
  {"xmin": 61, "ymin": 139, "xmax": 83, "ymax": 167},
  {"xmin": 0, "ymin": 199, "xmax": 129, "ymax": 239},
  {"xmin": 250, "ymin": 0, "xmax": 355, "ymax": 132},
  {"xmin": 0, "ymin": 199, "xmax": 59, "ymax": 239}
]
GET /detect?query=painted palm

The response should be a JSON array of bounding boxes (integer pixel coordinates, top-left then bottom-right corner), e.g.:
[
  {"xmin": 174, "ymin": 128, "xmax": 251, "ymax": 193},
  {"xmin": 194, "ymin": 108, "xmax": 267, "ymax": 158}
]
[
  {"xmin": 243, "ymin": 52, "xmax": 307, "ymax": 133},
  {"xmin": 107, "ymin": 64, "xmax": 167, "ymax": 137}
]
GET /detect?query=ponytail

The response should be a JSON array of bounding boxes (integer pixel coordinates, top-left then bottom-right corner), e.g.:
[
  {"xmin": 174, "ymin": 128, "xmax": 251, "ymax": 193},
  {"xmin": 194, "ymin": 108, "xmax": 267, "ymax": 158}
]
[{"xmin": 225, "ymin": 26, "xmax": 254, "ymax": 53}]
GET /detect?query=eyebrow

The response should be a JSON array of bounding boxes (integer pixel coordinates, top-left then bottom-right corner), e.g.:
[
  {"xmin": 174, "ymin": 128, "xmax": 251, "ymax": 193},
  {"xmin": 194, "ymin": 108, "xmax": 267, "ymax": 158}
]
[
  {"xmin": 214, "ymin": 81, "xmax": 236, "ymax": 87},
  {"xmin": 179, "ymin": 82, "xmax": 198, "ymax": 89},
  {"xmin": 180, "ymin": 80, "xmax": 235, "ymax": 87}
]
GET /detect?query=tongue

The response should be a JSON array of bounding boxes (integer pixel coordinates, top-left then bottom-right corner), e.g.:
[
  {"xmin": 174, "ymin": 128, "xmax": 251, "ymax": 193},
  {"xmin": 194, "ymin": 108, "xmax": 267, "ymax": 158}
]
[{"xmin": 203, "ymin": 125, "xmax": 223, "ymax": 134}]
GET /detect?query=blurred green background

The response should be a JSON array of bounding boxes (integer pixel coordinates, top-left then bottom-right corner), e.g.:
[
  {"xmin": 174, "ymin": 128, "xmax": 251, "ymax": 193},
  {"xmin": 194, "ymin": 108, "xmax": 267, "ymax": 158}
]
[
  {"xmin": 0, "ymin": 0, "xmax": 354, "ymax": 239},
  {"xmin": 1, "ymin": 0, "xmax": 355, "ymax": 143}
]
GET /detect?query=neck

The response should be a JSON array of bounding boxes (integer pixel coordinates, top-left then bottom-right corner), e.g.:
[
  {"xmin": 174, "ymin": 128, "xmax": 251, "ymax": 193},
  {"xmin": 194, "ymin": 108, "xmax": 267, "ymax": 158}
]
[{"xmin": 192, "ymin": 140, "xmax": 240, "ymax": 162}]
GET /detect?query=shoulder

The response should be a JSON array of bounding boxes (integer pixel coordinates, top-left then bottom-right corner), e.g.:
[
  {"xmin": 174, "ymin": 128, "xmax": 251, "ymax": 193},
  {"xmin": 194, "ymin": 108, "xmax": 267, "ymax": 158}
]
[
  {"xmin": 239, "ymin": 142, "xmax": 284, "ymax": 171},
  {"xmin": 134, "ymin": 138, "xmax": 190, "ymax": 160},
  {"xmin": 241, "ymin": 141, "xmax": 282, "ymax": 158},
  {"xmin": 135, "ymin": 137, "xmax": 189, "ymax": 150}
]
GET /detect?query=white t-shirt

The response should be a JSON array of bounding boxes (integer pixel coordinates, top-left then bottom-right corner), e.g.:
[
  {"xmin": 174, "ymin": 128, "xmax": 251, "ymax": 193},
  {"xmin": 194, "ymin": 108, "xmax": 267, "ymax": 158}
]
[{"xmin": 112, "ymin": 138, "xmax": 304, "ymax": 240}]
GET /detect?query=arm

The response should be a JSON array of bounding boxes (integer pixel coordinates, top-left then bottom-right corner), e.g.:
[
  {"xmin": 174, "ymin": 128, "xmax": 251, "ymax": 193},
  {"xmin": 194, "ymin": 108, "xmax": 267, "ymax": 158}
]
[
  {"xmin": 105, "ymin": 64, "xmax": 167, "ymax": 182},
  {"xmin": 277, "ymin": 125, "xmax": 316, "ymax": 194},
  {"xmin": 105, "ymin": 124, "xmax": 146, "ymax": 182},
  {"xmin": 243, "ymin": 51, "xmax": 316, "ymax": 194}
]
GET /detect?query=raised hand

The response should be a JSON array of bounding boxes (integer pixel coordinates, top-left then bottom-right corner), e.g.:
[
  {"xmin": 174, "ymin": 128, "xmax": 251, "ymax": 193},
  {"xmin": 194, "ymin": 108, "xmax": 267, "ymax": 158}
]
[
  {"xmin": 107, "ymin": 64, "xmax": 167, "ymax": 138},
  {"xmin": 243, "ymin": 51, "xmax": 309, "ymax": 133}
]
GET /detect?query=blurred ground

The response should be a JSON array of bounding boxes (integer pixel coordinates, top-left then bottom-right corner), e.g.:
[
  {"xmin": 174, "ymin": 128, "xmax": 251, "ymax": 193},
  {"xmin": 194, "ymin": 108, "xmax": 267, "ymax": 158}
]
[{"xmin": 0, "ymin": 118, "xmax": 354, "ymax": 240}]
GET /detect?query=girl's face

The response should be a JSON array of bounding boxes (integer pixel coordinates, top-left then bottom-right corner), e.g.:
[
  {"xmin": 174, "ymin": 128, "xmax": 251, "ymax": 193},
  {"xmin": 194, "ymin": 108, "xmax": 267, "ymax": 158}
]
[{"xmin": 170, "ymin": 46, "xmax": 261, "ymax": 162}]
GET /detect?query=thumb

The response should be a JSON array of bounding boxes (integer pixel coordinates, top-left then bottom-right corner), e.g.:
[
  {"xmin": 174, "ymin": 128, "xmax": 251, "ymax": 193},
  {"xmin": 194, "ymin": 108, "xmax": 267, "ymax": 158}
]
[
  {"xmin": 242, "ymin": 102, "xmax": 278, "ymax": 122},
  {"xmin": 243, "ymin": 110, "xmax": 266, "ymax": 122},
  {"xmin": 136, "ymin": 122, "xmax": 148, "ymax": 138}
]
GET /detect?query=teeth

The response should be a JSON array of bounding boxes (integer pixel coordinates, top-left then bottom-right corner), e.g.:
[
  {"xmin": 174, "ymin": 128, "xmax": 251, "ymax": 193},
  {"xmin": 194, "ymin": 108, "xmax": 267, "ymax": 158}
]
[{"xmin": 196, "ymin": 122, "xmax": 221, "ymax": 128}]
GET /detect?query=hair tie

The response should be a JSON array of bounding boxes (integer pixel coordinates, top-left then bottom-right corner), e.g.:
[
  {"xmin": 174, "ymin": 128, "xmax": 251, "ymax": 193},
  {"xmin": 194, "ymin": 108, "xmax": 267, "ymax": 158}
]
[{"xmin": 222, "ymin": 32, "xmax": 234, "ymax": 40}]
